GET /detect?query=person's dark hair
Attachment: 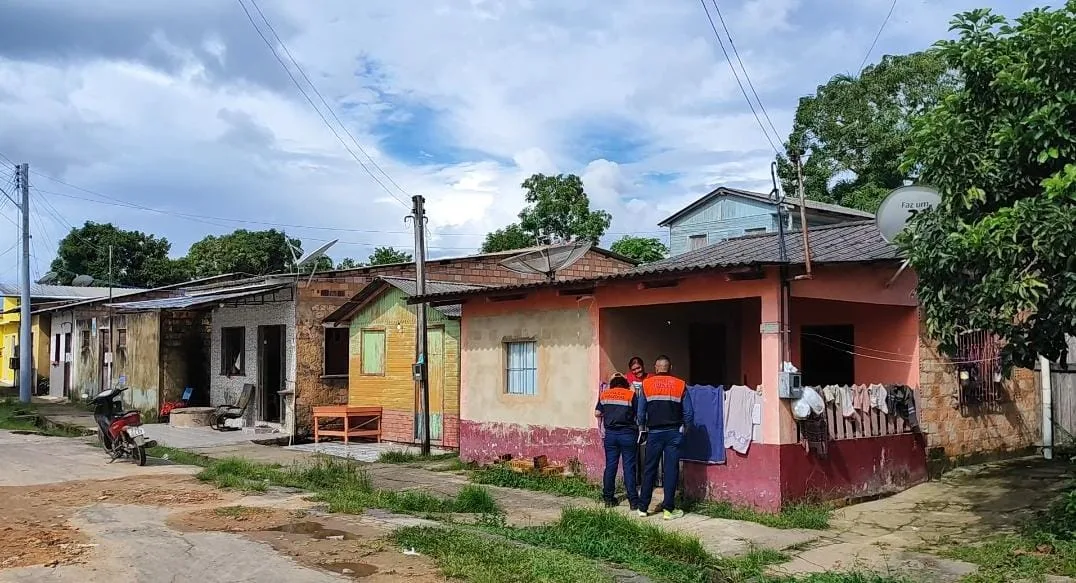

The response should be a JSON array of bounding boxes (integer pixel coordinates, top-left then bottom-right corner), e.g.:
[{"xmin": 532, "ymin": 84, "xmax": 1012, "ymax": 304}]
[
  {"xmin": 609, "ymin": 375, "xmax": 631, "ymax": 389},
  {"xmin": 628, "ymin": 356, "xmax": 644, "ymax": 368},
  {"xmin": 656, "ymin": 355, "xmax": 671, "ymax": 365}
]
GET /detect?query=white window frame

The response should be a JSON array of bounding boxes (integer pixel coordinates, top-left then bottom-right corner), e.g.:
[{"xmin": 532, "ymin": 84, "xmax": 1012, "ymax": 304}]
[{"xmin": 504, "ymin": 340, "xmax": 537, "ymax": 396}]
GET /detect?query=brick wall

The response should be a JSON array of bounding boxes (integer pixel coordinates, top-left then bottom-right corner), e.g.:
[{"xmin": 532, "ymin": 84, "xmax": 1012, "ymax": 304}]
[
  {"xmin": 159, "ymin": 310, "xmax": 211, "ymax": 405},
  {"xmin": 917, "ymin": 324, "xmax": 1041, "ymax": 464},
  {"xmin": 292, "ymin": 249, "xmax": 634, "ymax": 434}
]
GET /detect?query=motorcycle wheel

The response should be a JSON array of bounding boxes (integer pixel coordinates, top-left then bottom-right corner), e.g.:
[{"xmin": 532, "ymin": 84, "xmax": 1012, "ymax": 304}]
[{"xmin": 128, "ymin": 436, "xmax": 147, "ymax": 466}]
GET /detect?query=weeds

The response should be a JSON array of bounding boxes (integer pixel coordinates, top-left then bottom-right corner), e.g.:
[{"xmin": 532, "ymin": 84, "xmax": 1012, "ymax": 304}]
[
  {"xmin": 469, "ymin": 464, "xmax": 601, "ymax": 499},
  {"xmin": 396, "ymin": 526, "xmax": 611, "ymax": 583},
  {"xmin": 147, "ymin": 445, "xmax": 212, "ymax": 467},
  {"xmin": 0, "ymin": 399, "xmax": 87, "ymax": 437},
  {"xmin": 481, "ymin": 507, "xmax": 785, "ymax": 583},
  {"xmin": 378, "ymin": 450, "xmax": 459, "ymax": 464},
  {"xmin": 687, "ymin": 499, "xmax": 832, "ymax": 530}
]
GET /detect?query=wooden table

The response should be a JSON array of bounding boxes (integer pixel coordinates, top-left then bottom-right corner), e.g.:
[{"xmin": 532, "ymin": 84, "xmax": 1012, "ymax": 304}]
[{"xmin": 312, "ymin": 405, "xmax": 382, "ymax": 444}]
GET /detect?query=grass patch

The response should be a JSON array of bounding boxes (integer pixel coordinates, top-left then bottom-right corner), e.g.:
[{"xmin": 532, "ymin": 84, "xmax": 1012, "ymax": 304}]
[
  {"xmin": 936, "ymin": 486, "xmax": 1076, "ymax": 582},
  {"xmin": 0, "ymin": 399, "xmax": 87, "ymax": 437},
  {"xmin": 378, "ymin": 450, "xmax": 459, "ymax": 464},
  {"xmin": 147, "ymin": 445, "xmax": 212, "ymax": 466},
  {"xmin": 483, "ymin": 507, "xmax": 785, "ymax": 583},
  {"xmin": 396, "ymin": 526, "xmax": 612, "ymax": 583},
  {"xmin": 687, "ymin": 499, "xmax": 832, "ymax": 530},
  {"xmin": 774, "ymin": 575, "xmax": 911, "ymax": 583},
  {"xmin": 469, "ymin": 464, "xmax": 601, "ymax": 499}
]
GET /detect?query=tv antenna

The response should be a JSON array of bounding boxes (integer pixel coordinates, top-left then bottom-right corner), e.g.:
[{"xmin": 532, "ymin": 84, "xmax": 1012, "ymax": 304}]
[
  {"xmin": 499, "ymin": 241, "xmax": 592, "ymax": 282},
  {"xmin": 71, "ymin": 274, "xmax": 95, "ymax": 287},
  {"xmin": 876, "ymin": 185, "xmax": 941, "ymax": 287},
  {"xmin": 36, "ymin": 272, "xmax": 59, "ymax": 285}
]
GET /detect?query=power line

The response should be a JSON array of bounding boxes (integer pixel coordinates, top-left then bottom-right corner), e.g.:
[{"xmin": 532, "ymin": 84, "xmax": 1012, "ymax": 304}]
[
  {"xmin": 708, "ymin": 0, "xmax": 784, "ymax": 145},
  {"xmin": 698, "ymin": 0, "xmax": 782, "ymax": 155},
  {"xmin": 235, "ymin": 0, "xmax": 410, "ymax": 209},
  {"xmin": 858, "ymin": 0, "xmax": 898, "ymax": 73}
]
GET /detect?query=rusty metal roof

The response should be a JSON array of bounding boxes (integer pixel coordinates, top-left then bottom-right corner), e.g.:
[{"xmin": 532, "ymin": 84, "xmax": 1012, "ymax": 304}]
[
  {"xmin": 322, "ymin": 277, "xmax": 487, "ymax": 323},
  {"xmin": 408, "ymin": 221, "xmax": 899, "ymax": 304}
]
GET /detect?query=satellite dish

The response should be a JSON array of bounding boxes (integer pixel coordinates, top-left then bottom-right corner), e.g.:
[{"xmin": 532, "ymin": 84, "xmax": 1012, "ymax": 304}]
[
  {"xmin": 499, "ymin": 242, "xmax": 592, "ymax": 281},
  {"xmin": 36, "ymin": 272, "xmax": 59, "ymax": 285},
  {"xmin": 295, "ymin": 239, "xmax": 337, "ymax": 270},
  {"xmin": 876, "ymin": 185, "xmax": 941, "ymax": 242},
  {"xmin": 71, "ymin": 274, "xmax": 95, "ymax": 287}
]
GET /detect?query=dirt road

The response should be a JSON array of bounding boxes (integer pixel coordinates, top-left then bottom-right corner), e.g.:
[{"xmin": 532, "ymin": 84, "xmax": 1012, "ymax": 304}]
[{"xmin": 0, "ymin": 431, "xmax": 444, "ymax": 583}]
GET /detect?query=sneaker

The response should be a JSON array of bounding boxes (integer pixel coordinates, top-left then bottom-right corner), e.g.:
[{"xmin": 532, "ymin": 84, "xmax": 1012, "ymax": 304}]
[
  {"xmin": 636, "ymin": 509, "xmax": 649, "ymax": 518},
  {"xmin": 602, "ymin": 498, "xmax": 618, "ymax": 508},
  {"xmin": 663, "ymin": 509, "xmax": 685, "ymax": 521}
]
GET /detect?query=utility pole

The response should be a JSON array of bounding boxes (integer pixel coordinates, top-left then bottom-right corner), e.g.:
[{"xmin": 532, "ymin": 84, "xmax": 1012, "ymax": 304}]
[
  {"xmin": 17, "ymin": 164, "xmax": 31, "ymax": 403},
  {"xmin": 407, "ymin": 195, "xmax": 431, "ymax": 456},
  {"xmin": 107, "ymin": 245, "xmax": 114, "ymax": 390}
]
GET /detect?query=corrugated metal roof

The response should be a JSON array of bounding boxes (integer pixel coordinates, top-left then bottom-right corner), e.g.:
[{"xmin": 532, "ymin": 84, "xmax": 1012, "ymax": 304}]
[
  {"xmin": 409, "ymin": 221, "xmax": 899, "ymax": 304},
  {"xmin": 107, "ymin": 284, "xmax": 289, "ymax": 312},
  {"xmin": 321, "ymin": 244, "xmax": 637, "ymax": 275},
  {"xmin": 657, "ymin": 186, "xmax": 874, "ymax": 227},
  {"xmin": 0, "ymin": 283, "xmax": 147, "ymax": 299},
  {"xmin": 323, "ymin": 277, "xmax": 483, "ymax": 323}
]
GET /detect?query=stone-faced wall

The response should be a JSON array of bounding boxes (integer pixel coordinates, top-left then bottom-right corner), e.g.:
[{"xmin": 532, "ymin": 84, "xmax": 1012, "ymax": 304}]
[
  {"xmin": 917, "ymin": 323, "xmax": 1041, "ymax": 466},
  {"xmin": 292, "ymin": 249, "xmax": 634, "ymax": 434}
]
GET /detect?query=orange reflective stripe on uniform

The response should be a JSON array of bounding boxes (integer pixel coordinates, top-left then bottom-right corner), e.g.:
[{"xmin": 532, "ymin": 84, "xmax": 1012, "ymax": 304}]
[
  {"xmin": 642, "ymin": 377, "xmax": 685, "ymax": 401},
  {"xmin": 599, "ymin": 388, "xmax": 635, "ymax": 407}
]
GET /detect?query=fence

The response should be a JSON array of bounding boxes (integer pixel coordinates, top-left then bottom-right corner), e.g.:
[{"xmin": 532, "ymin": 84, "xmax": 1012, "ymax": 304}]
[{"xmin": 797, "ymin": 398, "xmax": 910, "ymax": 441}]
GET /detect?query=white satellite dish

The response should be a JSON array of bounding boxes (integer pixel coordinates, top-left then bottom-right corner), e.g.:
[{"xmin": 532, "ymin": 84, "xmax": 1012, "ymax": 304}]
[
  {"xmin": 499, "ymin": 242, "xmax": 592, "ymax": 281},
  {"xmin": 71, "ymin": 274, "xmax": 95, "ymax": 287},
  {"xmin": 875, "ymin": 185, "xmax": 942, "ymax": 242},
  {"xmin": 295, "ymin": 239, "xmax": 337, "ymax": 270},
  {"xmin": 36, "ymin": 272, "xmax": 59, "ymax": 285}
]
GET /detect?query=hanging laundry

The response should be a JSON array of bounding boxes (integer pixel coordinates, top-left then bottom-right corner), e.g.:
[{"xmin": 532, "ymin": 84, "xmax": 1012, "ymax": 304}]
[
  {"xmin": 821, "ymin": 385, "xmax": 838, "ymax": 403},
  {"xmin": 852, "ymin": 384, "xmax": 870, "ymax": 412},
  {"xmin": 868, "ymin": 384, "xmax": 889, "ymax": 414},
  {"xmin": 724, "ymin": 385, "xmax": 761, "ymax": 454},
  {"xmin": 799, "ymin": 413, "xmax": 829, "ymax": 458},
  {"xmin": 837, "ymin": 385, "xmax": 855, "ymax": 418},
  {"xmin": 885, "ymin": 384, "xmax": 920, "ymax": 430},
  {"xmin": 682, "ymin": 385, "xmax": 726, "ymax": 464}
]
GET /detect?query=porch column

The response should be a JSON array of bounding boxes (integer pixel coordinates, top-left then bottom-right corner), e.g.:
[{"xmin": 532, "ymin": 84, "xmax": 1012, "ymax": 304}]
[{"xmin": 759, "ymin": 288, "xmax": 797, "ymax": 445}]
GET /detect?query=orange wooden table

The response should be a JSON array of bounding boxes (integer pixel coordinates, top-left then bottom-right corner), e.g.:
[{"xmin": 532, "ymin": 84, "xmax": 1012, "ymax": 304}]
[{"xmin": 312, "ymin": 405, "xmax": 382, "ymax": 444}]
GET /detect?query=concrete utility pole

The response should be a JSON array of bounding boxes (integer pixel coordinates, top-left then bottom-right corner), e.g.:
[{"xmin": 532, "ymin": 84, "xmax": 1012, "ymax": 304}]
[
  {"xmin": 408, "ymin": 195, "xmax": 432, "ymax": 456},
  {"xmin": 17, "ymin": 163, "xmax": 31, "ymax": 403}
]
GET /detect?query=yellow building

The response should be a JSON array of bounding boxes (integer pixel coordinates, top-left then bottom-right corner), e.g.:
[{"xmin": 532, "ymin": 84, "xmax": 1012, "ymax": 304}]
[{"xmin": 323, "ymin": 277, "xmax": 480, "ymax": 449}]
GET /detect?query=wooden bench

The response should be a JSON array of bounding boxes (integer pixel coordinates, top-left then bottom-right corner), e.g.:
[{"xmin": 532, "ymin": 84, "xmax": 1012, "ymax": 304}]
[{"xmin": 312, "ymin": 405, "xmax": 382, "ymax": 444}]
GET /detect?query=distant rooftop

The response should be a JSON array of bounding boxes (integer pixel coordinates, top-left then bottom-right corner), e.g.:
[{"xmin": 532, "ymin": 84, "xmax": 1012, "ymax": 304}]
[
  {"xmin": 657, "ymin": 186, "xmax": 874, "ymax": 227},
  {"xmin": 0, "ymin": 283, "xmax": 147, "ymax": 300}
]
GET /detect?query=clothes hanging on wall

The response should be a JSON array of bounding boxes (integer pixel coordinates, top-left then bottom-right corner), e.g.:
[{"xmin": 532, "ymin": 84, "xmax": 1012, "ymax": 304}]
[
  {"xmin": 885, "ymin": 384, "xmax": 920, "ymax": 430},
  {"xmin": 852, "ymin": 384, "xmax": 870, "ymax": 412},
  {"xmin": 682, "ymin": 385, "xmax": 726, "ymax": 464},
  {"xmin": 868, "ymin": 383, "xmax": 889, "ymax": 414},
  {"xmin": 799, "ymin": 413, "xmax": 829, "ymax": 458},
  {"xmin": 723, "ymin": 385, "xmax": 761, "ymax": 454}
]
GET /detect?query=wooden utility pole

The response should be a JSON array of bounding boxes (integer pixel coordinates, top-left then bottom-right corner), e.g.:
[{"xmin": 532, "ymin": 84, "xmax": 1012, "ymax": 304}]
[{"xmin": 408, "ymin": 195, "xmax": 431, "ymax": 456}]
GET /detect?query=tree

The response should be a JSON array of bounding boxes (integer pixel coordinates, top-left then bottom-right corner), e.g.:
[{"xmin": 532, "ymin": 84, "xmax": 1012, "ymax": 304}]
[
  {"xmin": 50, "ymin": 222, "xmax": 189, "ymax": 287},
  {"xmin": 481, "ymin": 223, "xmax": 535, "ymax": 253},
  {"xmin": 185, "ymin": 229, "xmax": 300, "ymax": 277},
  {"xmin": 900, "ymin": 5, "xmax": 1076, "ymax": 371},
  {"xmin": 481, "ymin": 173, "xmax": 612, "ymax": 253},
  {"xmin": 610, "ymin": 236, "xmax": 667, "ymax": 264},
  {"xmin": 780, "ymin": 51, "xmax": 959, "ymax": 212},
  {"xmin": 336, "ymin": 257, "xmax": 361, "ymax": 270},
  {"xmin": 367, "ymin": 246, "xmax": 412, "ymax": 266}
]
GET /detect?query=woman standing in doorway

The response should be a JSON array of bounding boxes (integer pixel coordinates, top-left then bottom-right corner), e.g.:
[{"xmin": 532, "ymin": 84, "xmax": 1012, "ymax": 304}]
[{"xmin": 626, "ymin": 356, "xmax": 648, "ymax": 388}]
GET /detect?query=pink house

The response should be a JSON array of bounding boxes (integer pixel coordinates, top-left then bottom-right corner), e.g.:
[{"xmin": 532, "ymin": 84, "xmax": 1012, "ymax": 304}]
[{"xmin": 412, "ymin": 222, "xmax": 1040, "ymax": 509}]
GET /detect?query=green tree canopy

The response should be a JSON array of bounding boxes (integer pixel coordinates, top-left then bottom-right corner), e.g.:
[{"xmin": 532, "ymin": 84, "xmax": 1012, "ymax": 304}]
[
  {"xmin": 185, "ymin": 229, "xmax": 302, "ymax": 277},
  {"xmin": 367, "ymin": 246, "xmax": 412, "ymax": 266},
  {"xmin": 336, "ymin": 257, "xmax": 361, "ymax": 270},
  {"xmin": 481, "ymin": 223, "xmax": 535, "ymax": 253},
  {"xmin": 482, "ymin": 173, "xmax": 612, "ymax": 253},
  {"xmin": 781, "ymin": 51, "xmax": 959, "ymax": 212},
  {"xmin": 609, "ymin": 236, "xmax": 667, "ymax": 264},
  {"xmin": 49, "ymin": 221, "xmax": 188, "ymax": 287},
  {"xmin": 900, "ymin": 4, "xmax": 1076, "ymax": 370}
]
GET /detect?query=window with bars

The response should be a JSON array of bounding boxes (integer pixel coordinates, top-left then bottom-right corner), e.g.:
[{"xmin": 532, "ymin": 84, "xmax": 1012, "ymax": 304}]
[
  {"xmin": 505, "ymin": 340, "xmax": 537, "ymax": 395},
  {"xmin": 955, "ymin": 330, "xmax": 1005, "ymax": 405}
]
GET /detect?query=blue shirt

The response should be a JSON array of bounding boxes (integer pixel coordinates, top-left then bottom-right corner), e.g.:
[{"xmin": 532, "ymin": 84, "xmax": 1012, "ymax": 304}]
[{"xmin": 636, "ymin": 377, "xmax": 694, "ymax": 433}]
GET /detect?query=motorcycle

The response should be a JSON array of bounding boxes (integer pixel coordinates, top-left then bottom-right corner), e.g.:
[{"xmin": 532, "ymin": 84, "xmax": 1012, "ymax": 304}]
[{"xmin": 91, "ymin": 387, "xmax": 156, "ymax": 466}]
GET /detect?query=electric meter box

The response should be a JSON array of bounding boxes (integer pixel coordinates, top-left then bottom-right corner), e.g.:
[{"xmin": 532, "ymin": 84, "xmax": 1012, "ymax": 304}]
[{"xmin": 778, "ymin": 371, "xmax": 803, "ymax": 399}]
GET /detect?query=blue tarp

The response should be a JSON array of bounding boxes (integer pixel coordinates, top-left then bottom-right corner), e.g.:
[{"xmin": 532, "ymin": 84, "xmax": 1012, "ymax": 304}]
[{"xmin": 681, "ymin": 385, "xmax": 726, "ymax": 464}]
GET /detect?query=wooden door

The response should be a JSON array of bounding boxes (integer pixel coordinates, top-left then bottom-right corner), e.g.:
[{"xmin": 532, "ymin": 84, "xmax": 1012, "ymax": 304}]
[{"xmin": 418, "ymin": 327, "xmax": 445, "ymax": 441}]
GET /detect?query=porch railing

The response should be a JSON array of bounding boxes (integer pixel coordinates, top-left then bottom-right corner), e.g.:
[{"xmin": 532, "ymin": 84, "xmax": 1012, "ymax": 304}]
[{"xmin": 797, "ymin": 400, "xmax": 910, "ymax": 442}]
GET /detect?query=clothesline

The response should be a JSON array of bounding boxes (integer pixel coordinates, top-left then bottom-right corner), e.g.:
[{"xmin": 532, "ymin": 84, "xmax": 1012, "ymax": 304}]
[{"xmin": 803, "ymin": 333, "xmax": 1000, "ymax": 365}]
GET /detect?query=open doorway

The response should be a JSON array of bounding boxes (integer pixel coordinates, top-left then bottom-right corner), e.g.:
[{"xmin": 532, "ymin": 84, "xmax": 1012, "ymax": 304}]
[
  {"xmin": 689, "ymin": 323, "xmax": 727, "ymax": 386},
  {"xmin": 800, "ymin": 324, "xmax": 855, "ymax": 386},
  {"xmin": 257, "ymin": 325, "xmax": 285, "ymax": 424}
]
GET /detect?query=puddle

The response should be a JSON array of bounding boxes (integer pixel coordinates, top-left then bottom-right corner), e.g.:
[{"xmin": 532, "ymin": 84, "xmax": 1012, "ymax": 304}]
[
  {"xmin": 323, "ymin": 562, "xmax": 378, "ymax": 578},
  {"xmin": 269, "ymin": 521, "xmax": 357, "ymax": 540}
]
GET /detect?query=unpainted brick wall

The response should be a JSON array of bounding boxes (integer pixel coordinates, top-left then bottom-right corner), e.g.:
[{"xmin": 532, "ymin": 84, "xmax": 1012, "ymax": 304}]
[{"xmin": 917, "ymin": 324, "xmax": 1041, "ymax": 461}]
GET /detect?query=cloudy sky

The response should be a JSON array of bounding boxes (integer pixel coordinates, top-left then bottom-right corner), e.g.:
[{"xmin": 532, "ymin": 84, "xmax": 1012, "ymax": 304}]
[{"xmin": 0, "ymin": 0, "xmax": 1043, "ymax": 281}]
